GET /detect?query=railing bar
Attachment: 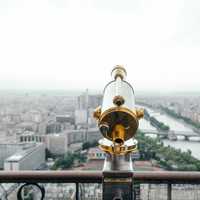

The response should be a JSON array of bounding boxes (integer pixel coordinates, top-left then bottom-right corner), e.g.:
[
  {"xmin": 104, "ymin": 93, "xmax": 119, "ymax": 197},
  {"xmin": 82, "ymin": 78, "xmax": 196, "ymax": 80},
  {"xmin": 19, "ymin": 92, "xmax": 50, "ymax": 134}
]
[
  {"xmin": 76, "ymin": 183, "xmax": 79, "ymax": 200},
  {"xmin": 0, "ymin": 171, "xmax": 200, "ymax": 184},
  {"xmin": 167, "ymin": 183, "xmax": 172, "ymax": 200}
]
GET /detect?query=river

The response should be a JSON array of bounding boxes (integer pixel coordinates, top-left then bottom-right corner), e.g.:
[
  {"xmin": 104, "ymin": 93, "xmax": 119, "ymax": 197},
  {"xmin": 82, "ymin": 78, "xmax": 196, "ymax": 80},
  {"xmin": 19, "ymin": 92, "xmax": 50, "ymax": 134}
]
[{"xmin": 138, "ymin": 105, "xmax": 200, "ymax": 160}]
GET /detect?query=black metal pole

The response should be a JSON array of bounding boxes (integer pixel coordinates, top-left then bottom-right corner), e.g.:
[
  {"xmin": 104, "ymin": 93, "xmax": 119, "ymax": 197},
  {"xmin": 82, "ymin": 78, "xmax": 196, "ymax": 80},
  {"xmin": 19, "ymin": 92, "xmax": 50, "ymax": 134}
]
[
  {"xmin": 167, "ymin": 183, "xmax": 172, "ymax": 200},
  {"xmin": 76, "ymin": 183, "xmax": 79, "ymax": 200}
]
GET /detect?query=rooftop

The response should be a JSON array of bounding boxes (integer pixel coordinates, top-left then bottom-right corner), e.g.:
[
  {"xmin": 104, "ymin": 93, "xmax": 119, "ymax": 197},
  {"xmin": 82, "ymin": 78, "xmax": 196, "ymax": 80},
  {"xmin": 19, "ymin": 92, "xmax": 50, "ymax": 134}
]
[{"xmin": 5, "ymin": 143, "xmax": 43, "ymax": 162}]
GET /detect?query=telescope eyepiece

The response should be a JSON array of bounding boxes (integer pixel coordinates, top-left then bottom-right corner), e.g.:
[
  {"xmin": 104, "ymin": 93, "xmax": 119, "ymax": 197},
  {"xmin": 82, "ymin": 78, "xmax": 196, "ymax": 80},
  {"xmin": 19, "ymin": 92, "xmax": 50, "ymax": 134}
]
[{"xmin": 114, "ymin": 138, "xmax": 124, "ymax": 144}]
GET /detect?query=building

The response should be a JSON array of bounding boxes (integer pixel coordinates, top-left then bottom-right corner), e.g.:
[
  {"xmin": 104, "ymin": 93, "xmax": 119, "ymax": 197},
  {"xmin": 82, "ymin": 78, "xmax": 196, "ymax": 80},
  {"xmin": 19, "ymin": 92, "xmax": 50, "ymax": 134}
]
[
  {"xmin": 45, "ymin": 133, "xmax": 68, "ymax": 155},
  {"xmin": 76, "ymin": 90, "xmax": 89, "ymax": 110},
  {"xmin": 37, "ymin": 121, "xmax": 47, "ymax": 135},
  {"xmin": 4, "ymin": 143, "xmax": 45, "ymax": 171},
  {"xmin": 75, "ymin": 109, "xmax": 87, "ymax": 125},
  {"xmin": 56, "ymin": 115, "xmax": 74, "ymax": 124},
  {"xmin": 46, "ymin": 122, "xmax": 61, "ymax": 134},
  {"xmin": 66, "ymin": 128, "xmax": 101, "ymax": 145},
  {"xmin": 88, "ymin": 147, "xmax": 106, "ymax": 160},
  {"xmin": 0, "ymin": 144, "xmax": 25, "ymax": 169},
  {"xmin": 66, "ymin": 130, "xmax": 85, "ymax": 145},
  {"xmin": 87, "ymin": 128, "xmax": 101, "ymax": 142},
  {"xmin": 75, "ymin": 147, "xmax": 105, "ymax": 170},
  {"xmin": 77, "ymin": 91, "xmax": 102, "ymax": 110},
  {"xmin": 19, "ymin": 131, "xmax": 45, "ymax": 143},
  {"xmin": 16, "ymin": 122, "xmax": 37, "ymax": 132}
]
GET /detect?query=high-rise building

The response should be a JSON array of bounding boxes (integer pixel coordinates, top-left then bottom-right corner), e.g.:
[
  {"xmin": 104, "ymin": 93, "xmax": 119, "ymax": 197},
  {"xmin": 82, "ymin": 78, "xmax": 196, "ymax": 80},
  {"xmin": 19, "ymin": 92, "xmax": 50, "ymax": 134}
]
[
  {"xmin": 76, "ymin": 90, "xmax": 102, "ymax": 110},
  {"xmin": 75, "ymin": 109, "xmax": 87, "ymax": 125}
]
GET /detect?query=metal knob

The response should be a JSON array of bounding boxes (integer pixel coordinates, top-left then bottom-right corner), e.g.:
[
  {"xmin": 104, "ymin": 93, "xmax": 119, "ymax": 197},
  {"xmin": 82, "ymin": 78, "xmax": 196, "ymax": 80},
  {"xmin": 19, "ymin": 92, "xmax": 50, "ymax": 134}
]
[
  {"xmin": 93, "ymin": 106, "xmax": 101, "ymax": 120},
  {"xmin": 113, "ymin": 96, "xmax": 125, "ymax": 106}
]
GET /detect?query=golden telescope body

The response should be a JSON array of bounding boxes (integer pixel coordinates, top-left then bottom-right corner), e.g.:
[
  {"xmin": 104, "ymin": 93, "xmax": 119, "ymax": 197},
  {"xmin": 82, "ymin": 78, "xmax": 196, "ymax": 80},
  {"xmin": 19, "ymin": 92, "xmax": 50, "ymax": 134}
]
[{"xmin": 94, "ymin": 65, "xmax": 143, "ymax": 155}]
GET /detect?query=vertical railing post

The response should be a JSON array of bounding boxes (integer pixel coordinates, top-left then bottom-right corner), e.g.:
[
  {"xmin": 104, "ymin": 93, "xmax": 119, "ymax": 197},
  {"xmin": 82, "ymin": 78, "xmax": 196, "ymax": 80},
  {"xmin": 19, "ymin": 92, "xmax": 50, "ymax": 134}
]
[
  {"xmin": 76, "ymin": 183, "xmax": 79, "ymax": 200},
  {"xmin": 167, "ymin": 183, "xmax": 172, "ymax": 200},
  {"xmin": 133, "ymin": 182, "xmax": 140, "ymax": 200}
]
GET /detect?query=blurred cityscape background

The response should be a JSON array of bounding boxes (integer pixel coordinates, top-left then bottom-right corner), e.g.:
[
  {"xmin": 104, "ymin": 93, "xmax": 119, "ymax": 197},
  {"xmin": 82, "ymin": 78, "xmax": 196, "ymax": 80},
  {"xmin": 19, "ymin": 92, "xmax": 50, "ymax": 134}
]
[{"xmin": 0, "ymin": 89, "xmax": 200, "ymax": 199}]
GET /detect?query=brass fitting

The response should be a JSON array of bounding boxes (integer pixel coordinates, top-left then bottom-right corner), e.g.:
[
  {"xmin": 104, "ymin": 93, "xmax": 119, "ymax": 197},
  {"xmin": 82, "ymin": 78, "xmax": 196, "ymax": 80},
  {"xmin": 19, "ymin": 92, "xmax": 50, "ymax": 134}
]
[
  {"xmin": 99, "ymin": 138, "xmax": 138, "ymax": 155},
  {"xmin": 98, "ymin": 107, "xmax": 139, "ymax": 141},
  {"xmin": 112, "ymin": 124, "xmax": 125, "ymax": 145},
  {"xmin": 93, "ymin": 106, "xmax": 101, "ymax": 120},
  {"xmin": 136, "ymin": 108, "xmax": 144, "ymax": 119},
  {"xmin": 111, "ymin": 65, "xmax": 127, "ymax": 80}
]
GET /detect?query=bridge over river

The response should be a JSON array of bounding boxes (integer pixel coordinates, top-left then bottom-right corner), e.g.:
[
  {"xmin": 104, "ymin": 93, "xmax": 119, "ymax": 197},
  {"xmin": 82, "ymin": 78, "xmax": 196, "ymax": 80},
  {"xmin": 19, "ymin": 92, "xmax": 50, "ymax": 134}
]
[{"xmin": 140, "ymin": 129, "xmax": 200, "ymax": 141}]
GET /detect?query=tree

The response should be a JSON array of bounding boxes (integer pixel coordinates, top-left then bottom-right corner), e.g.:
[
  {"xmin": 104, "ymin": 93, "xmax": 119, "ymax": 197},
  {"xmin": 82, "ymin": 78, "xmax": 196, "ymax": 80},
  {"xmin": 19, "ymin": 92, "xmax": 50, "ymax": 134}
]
[
  {"xmin": 82, "ymin": 140, "xmax": 98, "ymax": 150},
  {"xmin": 51, "ymin": 152, "xmax": 74, "ymax": 170},
  {"xmin": 82, "ymin": 142, "xmax": 90, "ymax": 150},
  {"xmin": 45, "ymin": 148, "xmax": 55, "ymax": 160}
]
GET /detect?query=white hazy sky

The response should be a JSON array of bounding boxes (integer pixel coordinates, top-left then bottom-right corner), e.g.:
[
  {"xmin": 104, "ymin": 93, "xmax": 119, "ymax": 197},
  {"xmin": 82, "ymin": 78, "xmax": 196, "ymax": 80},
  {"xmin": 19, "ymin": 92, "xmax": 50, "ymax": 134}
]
[{"xmin": 0, "ymin": 0, "xmax": 200, "ymax": 92}]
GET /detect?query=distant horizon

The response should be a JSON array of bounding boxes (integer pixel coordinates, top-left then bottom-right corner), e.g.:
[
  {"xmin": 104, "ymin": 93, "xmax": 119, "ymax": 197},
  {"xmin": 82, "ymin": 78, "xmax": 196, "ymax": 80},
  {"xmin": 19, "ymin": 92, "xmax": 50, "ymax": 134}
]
[{"xmin": 0, "ymin": 88, "xmax": 199, "ymax": 96}]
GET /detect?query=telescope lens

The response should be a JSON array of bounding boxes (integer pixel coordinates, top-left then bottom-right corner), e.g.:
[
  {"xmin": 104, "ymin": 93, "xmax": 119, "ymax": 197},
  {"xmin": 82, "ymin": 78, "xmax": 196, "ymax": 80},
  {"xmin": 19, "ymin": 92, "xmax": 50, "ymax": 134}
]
[{"xmin": 114, "ymin": 138, "xmax": 123, "ymax": 144}]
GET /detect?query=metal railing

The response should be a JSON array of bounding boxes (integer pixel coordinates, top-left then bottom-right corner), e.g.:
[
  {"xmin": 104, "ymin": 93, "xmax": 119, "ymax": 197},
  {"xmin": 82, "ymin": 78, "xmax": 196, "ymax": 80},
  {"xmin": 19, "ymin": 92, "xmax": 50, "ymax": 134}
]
[{"xmin": 1, "ymin": 171, "xmax": 200, "ymax": 200}]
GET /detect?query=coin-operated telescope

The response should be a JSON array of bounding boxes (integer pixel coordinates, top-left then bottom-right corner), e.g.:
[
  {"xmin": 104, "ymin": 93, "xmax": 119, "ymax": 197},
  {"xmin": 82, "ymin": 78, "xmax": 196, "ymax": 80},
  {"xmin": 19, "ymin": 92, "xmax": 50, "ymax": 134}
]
[
  {"xmin": 93, "ymin": 65, "xmax": 143, "ymax": 163},
  {"xmin": 93, "ymin": 65, "xmax": 143, "ymax": 200}
]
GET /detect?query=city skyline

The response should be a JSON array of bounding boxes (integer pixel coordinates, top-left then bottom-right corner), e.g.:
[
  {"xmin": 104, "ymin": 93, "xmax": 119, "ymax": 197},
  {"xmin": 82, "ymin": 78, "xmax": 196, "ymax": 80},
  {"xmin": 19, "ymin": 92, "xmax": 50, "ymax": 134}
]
[{"xmin": 0, "ymin": 0, "xmax": 200, "ymax": 91}]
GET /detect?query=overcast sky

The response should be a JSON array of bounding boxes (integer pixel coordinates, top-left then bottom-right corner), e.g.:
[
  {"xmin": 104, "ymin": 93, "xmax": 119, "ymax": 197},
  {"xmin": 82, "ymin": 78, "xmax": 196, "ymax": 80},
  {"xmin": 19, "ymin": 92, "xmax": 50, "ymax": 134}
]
[{"xmin": 0, "ymin": 0, "xmax": 200, "ymax": 92}]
